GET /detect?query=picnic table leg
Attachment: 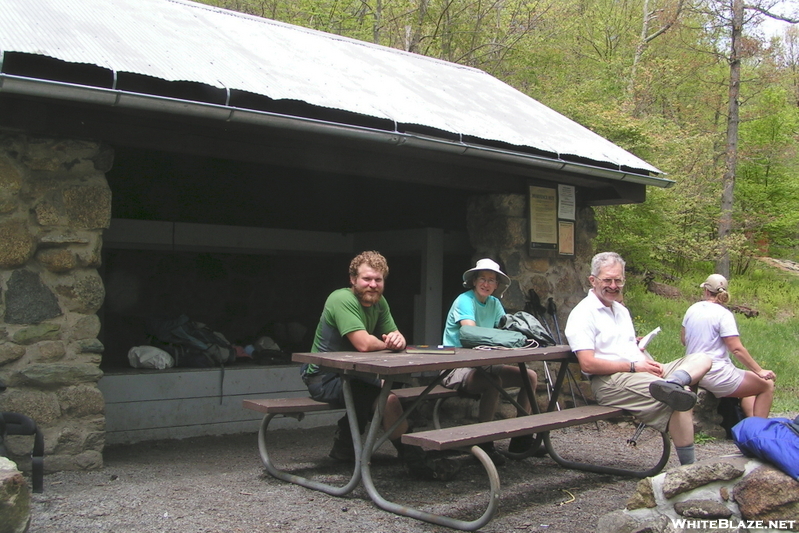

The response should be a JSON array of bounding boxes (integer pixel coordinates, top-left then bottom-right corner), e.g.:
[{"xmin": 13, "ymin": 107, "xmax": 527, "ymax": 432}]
[
  {"xmin": 543, "ymin": 424, "xmax": 671, "ymax": 478},
  {"xmin": 256, "ymin": 376, "xmax": 362, "ymax": 496},
  {"xmin": 502, "ymin": 361, "xmax": 559, "ymax": 460},
  {"xmin": 359, "ymin": 378, "xmax": 502, "ymax": 531}
]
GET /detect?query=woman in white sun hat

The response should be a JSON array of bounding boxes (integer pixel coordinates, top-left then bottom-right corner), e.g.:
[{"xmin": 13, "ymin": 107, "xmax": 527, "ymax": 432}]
[
  {"xmin": 682, "ymin": 274, "xmax": 776, "ymax": 418},
  {"xmin": 441, "ymin": 258, "xmax": 539, "ymax": 465}
]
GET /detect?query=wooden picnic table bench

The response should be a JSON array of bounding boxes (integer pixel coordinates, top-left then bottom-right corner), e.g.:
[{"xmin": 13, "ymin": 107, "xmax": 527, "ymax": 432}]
[
  {"xmin": 403, "ymin": 403, "xmax": 670, "ymax": 479},
  {"xmin": 243, "ymin": 384, "xmax": 459, "ymax": 417}
]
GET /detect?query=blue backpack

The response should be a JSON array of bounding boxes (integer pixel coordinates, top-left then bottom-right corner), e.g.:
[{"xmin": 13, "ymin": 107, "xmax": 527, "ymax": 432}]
[{"xmin": 732, "ymin": 416, "xmax": 799, "ymax": 480}]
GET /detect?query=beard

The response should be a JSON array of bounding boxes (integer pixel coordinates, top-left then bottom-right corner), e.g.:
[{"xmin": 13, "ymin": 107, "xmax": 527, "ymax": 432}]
[{"xmin": 352, "ymin": 284, "xmax": 383, "ymax": 306}]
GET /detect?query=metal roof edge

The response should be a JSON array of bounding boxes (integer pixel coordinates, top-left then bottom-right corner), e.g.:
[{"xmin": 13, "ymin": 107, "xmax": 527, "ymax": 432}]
[{"xmin": 0, "ymin": 73, "xmax": 675, "ymax": 188}]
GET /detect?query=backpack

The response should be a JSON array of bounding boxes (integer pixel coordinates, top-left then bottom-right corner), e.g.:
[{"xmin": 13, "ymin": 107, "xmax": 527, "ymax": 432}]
[
  {"xmin": 459, "ymin": 325, "xmax": 534, "ymax": 349},
  {"xmin": 732, "ymin": 416, "xmax": 799, "ymax": 480},
  {"xmin": 498, "ymin": 311, "xmax": 556, "ymax": 347},
  {"xmin": 145, "ymin": 314, "xmax": 236, "ymax": 368}
]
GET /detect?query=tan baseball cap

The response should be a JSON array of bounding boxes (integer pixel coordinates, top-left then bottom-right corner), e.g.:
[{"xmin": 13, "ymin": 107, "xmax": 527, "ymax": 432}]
[{"xmin": 700, "ymin": 274, "xmax": 728, "ymax": 293}]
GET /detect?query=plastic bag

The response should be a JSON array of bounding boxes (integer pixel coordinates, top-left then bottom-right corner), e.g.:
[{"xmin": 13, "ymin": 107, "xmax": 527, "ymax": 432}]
[
  {"xmin": 128, "ymin": 345, "xmax": 175, "ymax": 370},
  {"xmin": 459, "ymin": 325, "xmax": 532, "ymax": 348}
]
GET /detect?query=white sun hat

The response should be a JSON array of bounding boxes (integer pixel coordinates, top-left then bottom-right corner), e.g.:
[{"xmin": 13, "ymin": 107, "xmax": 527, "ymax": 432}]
[{"xmin": 462, "ymin": 258, "xmax": 511, "ymax": 297}]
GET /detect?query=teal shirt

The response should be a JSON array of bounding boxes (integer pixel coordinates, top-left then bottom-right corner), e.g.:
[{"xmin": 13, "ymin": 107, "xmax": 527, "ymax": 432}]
[
  {"xmin": 302, "ymin": 288, "xmax": 398, "ymax": 376},
  {"xmin": 442, "ymin": 290, "xmax": 505, "ymax": 347}
]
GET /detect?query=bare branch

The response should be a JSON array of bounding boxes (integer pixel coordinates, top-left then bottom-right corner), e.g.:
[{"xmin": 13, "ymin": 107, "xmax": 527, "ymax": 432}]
[{"xmin": 746, "ymin": 3, "xmax": 799, "ymax": 24}]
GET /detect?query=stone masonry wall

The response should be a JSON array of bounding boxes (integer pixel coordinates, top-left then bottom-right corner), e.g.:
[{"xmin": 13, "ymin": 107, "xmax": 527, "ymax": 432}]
[{"xmin": 0, "ymin": 132, "xmax": 112, "ymax": 471}]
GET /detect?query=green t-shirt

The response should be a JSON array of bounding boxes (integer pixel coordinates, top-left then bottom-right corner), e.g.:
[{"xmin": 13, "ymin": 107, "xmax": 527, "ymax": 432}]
[{"xmin": 302, "ymin": 288, "xmax": 398, "ymax": 376}]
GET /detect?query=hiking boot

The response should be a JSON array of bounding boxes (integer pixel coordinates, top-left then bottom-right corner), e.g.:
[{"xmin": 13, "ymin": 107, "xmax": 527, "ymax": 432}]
[
  {"xmin": 477, "ymin": 442, "xmax": 506, "ymax": 467},
  {"xmin": 508, "ymin": 434, "xmax": 533, "ymax": 454},
  {"xmin": 403, "ymin": 445, "xmax": 459, "ymax": 481},
  {"xmin": 328, "ymin": 428, "xmax": 356, "ymax": 462},
  {"xmin": 649, "ymin": 380, "xmax": 697, "ymax": 412}
]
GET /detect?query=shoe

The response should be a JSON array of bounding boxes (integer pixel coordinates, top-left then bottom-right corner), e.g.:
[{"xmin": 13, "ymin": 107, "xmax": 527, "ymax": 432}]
[
  {"xmin": 508, "ymin": 434, "xmax": 533, "ymax": 454},
  {"xmin": 649, "ymin": 380, "xmax": 697, "ymax": 412},
  {"xmin": 328, "ymin": 429, "xmax": 356, "ymax": 462},
  {"xmin": 477, "ymin": 442, "xmax": 506, "ymax": 467},
  {"xmin": 403, "ymin": 446, "xmax": 460, "ymax": 481}
]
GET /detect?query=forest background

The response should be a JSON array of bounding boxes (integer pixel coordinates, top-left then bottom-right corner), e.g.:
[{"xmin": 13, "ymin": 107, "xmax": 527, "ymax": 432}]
[{"xmin": 198, "ymin": 0, "xmax": 799, "ymax": 413}]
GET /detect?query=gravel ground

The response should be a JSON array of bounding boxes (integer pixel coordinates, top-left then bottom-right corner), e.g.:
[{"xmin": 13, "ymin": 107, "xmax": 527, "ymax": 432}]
[{"xmin": 27, "ymin": 419, "xmax": 748, "ymax": 533}]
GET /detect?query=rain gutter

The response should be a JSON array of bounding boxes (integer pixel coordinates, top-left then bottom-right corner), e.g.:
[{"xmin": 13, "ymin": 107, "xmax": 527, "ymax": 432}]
[{"xmin": 0, "ymin": 73, "xmax": 675, "ymax": 188}]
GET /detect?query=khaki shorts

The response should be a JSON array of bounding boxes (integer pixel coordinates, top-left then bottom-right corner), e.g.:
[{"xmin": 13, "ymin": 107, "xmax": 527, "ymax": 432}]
[
  {"xmin": 442, "ymin": 365, "xmax": 506, "ymax": 390},
  {"xmin": 698, "ymin": 358, "xmax": 745, "ymax": 397},
  {"xmin": 589, "ymin": 352, "xmax": 706, "ymax": 433}
]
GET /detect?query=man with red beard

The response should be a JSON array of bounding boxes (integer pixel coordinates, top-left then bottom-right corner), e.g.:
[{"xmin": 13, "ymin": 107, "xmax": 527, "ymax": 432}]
[
  {"xmin": 301, "ymin": 251, "xmax": 458, "ymax": 480},
  {"xmin": 564, "ymin": 252, "xmax": 711, "ymax": 465}
]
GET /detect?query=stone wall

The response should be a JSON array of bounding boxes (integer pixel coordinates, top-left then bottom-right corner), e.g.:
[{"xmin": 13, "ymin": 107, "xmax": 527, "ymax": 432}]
[
  {"xmin": 598, "ymin": 457, "xmax": 799, "ymax": 532},
  {"xmin": 466, "ymin": 194, "xmax": 596, "ymax": 326},
  {"xmin": 0, "ymin": 133, "xmax": 111, "ymax": 471}
]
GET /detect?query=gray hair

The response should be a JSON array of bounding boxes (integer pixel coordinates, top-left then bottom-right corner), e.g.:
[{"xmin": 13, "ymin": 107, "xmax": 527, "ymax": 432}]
[{"xmin": 591, "ymin": 252, "xmax": 625, "ymax": 277}]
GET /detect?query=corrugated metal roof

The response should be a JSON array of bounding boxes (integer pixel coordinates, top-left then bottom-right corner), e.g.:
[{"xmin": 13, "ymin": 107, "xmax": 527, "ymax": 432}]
[{"xmin": 0, "ymin": 0, "xmax": 664, "ymax": 177}]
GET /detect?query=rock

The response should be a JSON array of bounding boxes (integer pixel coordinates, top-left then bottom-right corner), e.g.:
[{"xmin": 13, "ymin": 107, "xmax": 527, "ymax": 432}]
[
  {"xmin": 20, "ymin": 363, "xmax": 103, "ymax": 387},
  {"xmin": 54, "ymin": 270, "xmax": 105, "ymax": 314},
  {"xmin": 693, "ymin": 389, "xmax": 726, "ymax": 439},
  {"xmin": 0, "ymin": 389, "xmax": 61, "ymax": 427},
  {"xmin": 0, "ymin": 221, "xmax": 35, "ymax": 270},
  {"xmin": 3, "ymin": 270, "xmax": 61, "ymax": 325},
  {"xmin": 57, "ymin": 385, "xmax": 105, "ymax": 417},
  {"xmin": 673, "ymin": 498, "xmax": 733, "ymax": 518},
  {"xmin": 0, "ymin": 457, "xmax": 31, "ymax": 533},
  {"xmin": 733, "ymin": 465, "xmax": 799, "ymax": 523},
  {"xmin": 600, "ymin": 458, "xmax": 799, "ymax": 533},
  {"xmin": 626, "ymin": 477, "xmax": 657, "ymax": 510},
  {"xmin": 662, "ymin": 461, "xmax": 745, "ymax": 499},
  {"xmin": 11, "ymin": 324, "xmax": 61, "ymax": 345},
  {"xmin": 75, "ymin": 338, "xmax": 104, "ymax": 354},
  {"xmin": 62, "ymin": 184, "xmax": 111, "ymax": 230},
  {"xmin": 27, "ymin": 341, "xmax": 66, "ymax": 363},
  {"xmin": 71, "ymin": 314, "xmax": 101, "ymax": 340},
  {"xmin": 0, "ymin": 344, "xmax": 26, "ymax": 367},
  {"xmin": 36, "ymin": 248, "xmax": 78, "ymax": 273}
]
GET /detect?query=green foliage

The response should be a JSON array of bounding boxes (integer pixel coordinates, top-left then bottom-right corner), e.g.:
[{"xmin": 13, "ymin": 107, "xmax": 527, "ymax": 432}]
[{"xmin": 694, "ymin": 432, "xmax": 717, "ymax": 445}]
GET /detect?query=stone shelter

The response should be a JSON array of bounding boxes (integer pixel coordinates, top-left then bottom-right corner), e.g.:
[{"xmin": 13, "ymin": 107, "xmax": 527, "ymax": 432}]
[{"xmin": 0, "ymin": 0, "xmax": 672, "ymax": 471}]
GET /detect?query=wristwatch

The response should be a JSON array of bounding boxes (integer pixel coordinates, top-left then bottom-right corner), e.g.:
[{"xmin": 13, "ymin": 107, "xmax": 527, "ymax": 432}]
[{"xmin": 630, "ymin": 361, "xmax": 636, "ymax": 373}]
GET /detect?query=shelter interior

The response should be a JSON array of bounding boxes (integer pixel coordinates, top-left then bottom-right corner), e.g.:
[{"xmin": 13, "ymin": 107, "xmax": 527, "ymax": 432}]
[{"xmin": 100, "ymin": 146, "xmax": 474, "ymax": 369}]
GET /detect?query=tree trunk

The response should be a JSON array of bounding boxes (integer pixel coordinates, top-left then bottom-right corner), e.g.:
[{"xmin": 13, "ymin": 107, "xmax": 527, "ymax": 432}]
[{"xmin": 717, "ymin": 0, "xmax": 743, "ymax": 278}]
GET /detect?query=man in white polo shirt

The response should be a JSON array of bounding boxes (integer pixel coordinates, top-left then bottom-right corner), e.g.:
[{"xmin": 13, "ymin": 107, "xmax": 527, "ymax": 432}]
[{"xmin": 565, "ymin": 252, "xmax": 711, "ymax": 465}]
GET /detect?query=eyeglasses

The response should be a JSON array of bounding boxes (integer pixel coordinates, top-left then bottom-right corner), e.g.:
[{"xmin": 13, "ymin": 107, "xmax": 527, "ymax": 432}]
[
  {"xmin": 597, "ymin": 278, "xmax": 625, "ymax": 287},
  {"xmin": 476, "ymin": 277, "xmax": 498, "ymax": 285}
]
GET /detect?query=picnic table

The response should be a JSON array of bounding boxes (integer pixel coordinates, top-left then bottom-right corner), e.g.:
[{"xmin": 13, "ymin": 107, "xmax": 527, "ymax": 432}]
[{"xmin": 244, "ymin": 345, "xmax": 670, "ymax": 531}]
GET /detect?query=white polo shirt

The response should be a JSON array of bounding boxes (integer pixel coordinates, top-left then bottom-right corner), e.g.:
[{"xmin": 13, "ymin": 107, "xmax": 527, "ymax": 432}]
[{"xmin": 564, "ymin": 289, "xmax": 645, "ymax": 365}]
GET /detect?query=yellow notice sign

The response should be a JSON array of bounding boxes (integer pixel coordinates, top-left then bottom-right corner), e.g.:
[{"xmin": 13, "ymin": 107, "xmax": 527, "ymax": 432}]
[{"xmin": 529, "ymin": 185, "xmax": 557, "ymax": 250}]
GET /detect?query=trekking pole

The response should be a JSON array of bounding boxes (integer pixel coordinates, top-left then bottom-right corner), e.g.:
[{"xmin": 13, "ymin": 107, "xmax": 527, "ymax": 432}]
[
  {"xmin": 527, "ymin": 290, "xmax": 559, "ymax": 410},
  {"xmin": 546, "ymin": 297, "xmax": 563, "ymax": 345}
]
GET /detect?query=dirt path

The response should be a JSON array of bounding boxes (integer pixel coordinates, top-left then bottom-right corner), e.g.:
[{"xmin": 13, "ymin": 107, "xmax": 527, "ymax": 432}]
[{"xmin": 28, "ymin": 422, "xmax": 743, "ymax": 533}]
